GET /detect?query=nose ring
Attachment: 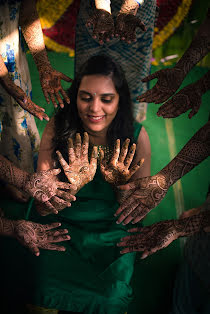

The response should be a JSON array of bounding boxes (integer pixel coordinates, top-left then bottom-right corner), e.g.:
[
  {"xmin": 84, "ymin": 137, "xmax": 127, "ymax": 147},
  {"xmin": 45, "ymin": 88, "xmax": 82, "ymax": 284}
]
[{"xmin": 93, "ymin": 92, "xmax": 96, "ymax": 96}]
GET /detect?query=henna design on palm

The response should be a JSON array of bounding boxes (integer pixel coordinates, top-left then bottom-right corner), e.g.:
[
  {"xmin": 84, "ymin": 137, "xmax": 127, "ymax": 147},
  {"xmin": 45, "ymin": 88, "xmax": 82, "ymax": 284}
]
[
  {"xmin": 56, "ymin": 133, "xmax": 98, "ymax": 193},
  {"xmin": 115, "ymin": 13, "xmax": 146, "ymax": 43},
  {"xmin": 157, "ymin": 82, "xmax": 203, "ymax": 119},
  {"xmin": 157, "ymin": 70, "xmax": 210, "ymax": 119},
  {"xmin": 137, "ymin": 67, "xmax": 185, "ymax": 104},
  {"xmin": 86, "ymin": 9, "xmax": 114, "ymax": 44},
  {"xmin": 19, "ymin": 1, "xmax": 72, "ymax": 108},
  {"xmin": 39, "ymin": 67, "xmax": 72, "ymax": 108},
  {"xmin": 100, "ymin": 138, "xmax": 144, "ymax": 186}
]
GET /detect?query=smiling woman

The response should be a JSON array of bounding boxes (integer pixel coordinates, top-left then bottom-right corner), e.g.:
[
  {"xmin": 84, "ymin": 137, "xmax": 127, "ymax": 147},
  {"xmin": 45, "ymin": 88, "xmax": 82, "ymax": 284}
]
[{"xmin": 17, "ymin": 55, "xmax": 151, "ymax": 314}]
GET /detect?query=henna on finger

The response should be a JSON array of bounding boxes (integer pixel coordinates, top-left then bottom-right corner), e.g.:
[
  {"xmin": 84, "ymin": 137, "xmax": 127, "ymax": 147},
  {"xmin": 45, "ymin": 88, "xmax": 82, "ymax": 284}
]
[{"xmin": 57, "ymin": 133, "xmax": 98, "ymax": 193}]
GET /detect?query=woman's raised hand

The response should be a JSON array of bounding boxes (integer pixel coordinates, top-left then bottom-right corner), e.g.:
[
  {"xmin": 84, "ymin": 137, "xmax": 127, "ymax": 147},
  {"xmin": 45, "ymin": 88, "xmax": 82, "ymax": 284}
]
[
  {"xmin": 56, "ymin": 133, "xmax": 98, "ymax": 193},
  {"xmin": 100, "ymin": 138, "xmax": 144, "ymax": 186}
]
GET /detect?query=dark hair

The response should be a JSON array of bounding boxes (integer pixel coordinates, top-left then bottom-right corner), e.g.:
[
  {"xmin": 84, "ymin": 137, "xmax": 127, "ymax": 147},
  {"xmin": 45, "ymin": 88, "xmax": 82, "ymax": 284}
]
[{"xmin": 52, "ymin": 55, "xmax": 134, "ymax": 165}]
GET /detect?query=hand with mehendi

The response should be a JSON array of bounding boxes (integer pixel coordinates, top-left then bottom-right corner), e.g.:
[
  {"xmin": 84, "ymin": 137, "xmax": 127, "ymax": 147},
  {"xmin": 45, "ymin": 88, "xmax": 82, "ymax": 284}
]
[
  {"xmin": 38, "ymin": 66, "xmax": 72, "ymax": 108},
  {"xmin": 115, "ymin": 121, "xmax": 210, "ymax": 225},
  {"xmin": 100, "ymin": 138, "xmax": 144, "ymax": 186},
  {"xmin": 157, "ymin": 70, "xmax": 210, "ymax": 119},
  {"xmin": 13, "ymin": 220, "xmax": 70, "ymax": 256},
  {"xmin": 86, "ymin": 9, "xmax": 114, "ymax": 44},
  {"xmin": 117, "ymin": 210, "xmax": 210, "ymax": 258},
  {"xmin": 115, "ymin": 173, "xmax": 169, "ymax": 224},
  {"xmin": 24, "ymin": 169, "xmax": 76, "ymax": 212},
  {"xmin": 157, "ymin": 82, "xmax": 202, "ymax": 119},
  {"xmin": 0, "ymin": 56, "xmax": 49, "ymax": 121},
  {"xmin": 115, "ymin": 13, "xmax": 146, "ymax": 43},
  {"xmin": 19, "ymin": 0, "xmax": 72, "ymax": 109},
  {"xmin": 0, "ymin": 155, "xmax": 75, "ymax": 214},
  {"xmin": 117, "ymin": 220, "xmax": 180, "ymax": 257},
  {"xmin": 56, "ymin": 133, "xmax": 98, "ymax": 193},
  {"xmin": 137, "ymin": 67, "xmax": 185, "ymax": 104}
]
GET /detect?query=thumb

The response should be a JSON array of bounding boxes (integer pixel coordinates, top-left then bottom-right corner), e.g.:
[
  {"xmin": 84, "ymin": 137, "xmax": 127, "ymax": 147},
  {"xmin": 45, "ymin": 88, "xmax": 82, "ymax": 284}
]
[{"xmin": 142, "ymin": 72, "xmax": 158, "ymax": 83}]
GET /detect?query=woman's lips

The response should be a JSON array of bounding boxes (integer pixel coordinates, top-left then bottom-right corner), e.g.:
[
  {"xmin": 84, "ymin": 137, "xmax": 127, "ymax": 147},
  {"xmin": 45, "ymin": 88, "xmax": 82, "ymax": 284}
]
[{"xmin": 87, "ymin": 115, "xmax": 105, "ymax": 123}]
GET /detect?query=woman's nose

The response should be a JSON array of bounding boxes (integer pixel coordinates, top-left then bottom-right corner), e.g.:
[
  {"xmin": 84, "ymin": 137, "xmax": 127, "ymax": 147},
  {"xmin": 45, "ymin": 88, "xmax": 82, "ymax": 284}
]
[{"xmin": 89, "ymin": 97, "xmax": 101, "ymax": 112}]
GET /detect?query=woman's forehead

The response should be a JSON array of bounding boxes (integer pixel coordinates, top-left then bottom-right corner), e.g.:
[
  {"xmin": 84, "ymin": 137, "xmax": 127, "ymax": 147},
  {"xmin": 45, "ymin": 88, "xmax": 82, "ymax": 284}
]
[{"xmin": 79, "ymin": 74, "xmax": 117, "ymax": 93}]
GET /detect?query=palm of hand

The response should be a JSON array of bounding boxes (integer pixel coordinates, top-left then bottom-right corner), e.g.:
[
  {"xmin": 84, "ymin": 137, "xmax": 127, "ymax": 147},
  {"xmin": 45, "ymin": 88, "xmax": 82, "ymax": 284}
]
[
  {"xmin": 39, "ymin": 66, "xmax": 72, "ymax": 107},
  {"xmin": 157, "ymin": 83, "xmax": 202, "ymax": 119},
  {"xmin": 56, "ymin": 133, "xmax": 98, "ymax": 193},
  {"xmin": 115, "ymin": 13, "xmax": 145, "ymax": 43},
  {"xmin": 137, "ymin": 67, "xmax": 185, "ymax": 104},
  {"xmin": 86, "ymin": 9, "xmax": 114, "ymax": 43},
  {"xmin": 100, "ymin": 138, "xmax": 144, "ymax": 186}
]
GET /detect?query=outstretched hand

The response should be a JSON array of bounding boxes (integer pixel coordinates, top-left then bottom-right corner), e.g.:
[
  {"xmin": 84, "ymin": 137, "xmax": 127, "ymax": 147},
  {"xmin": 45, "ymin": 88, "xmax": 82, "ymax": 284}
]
[
  {"xmin": 137, "ymin": 67, "xmax": 185, "ymax": 104},
  {"xmin": 157, "ymin": 82, "xmax": 203, "ymax": 119},
  {"xmin": 117, "ymin": 220, "xmax": 180, "ymax": 258},
  {"xmin": 114, "ymin": 173, "xmax": 169, "ymax": 225},
  {"xmin": 86, "ymin": 9, "xmax": 114, "ymax": 44},
  {"xmin": 39, "ymin": 67, "xmax": 72, "ymax": 108},
  {"xmin": 100, "ymin": 138, "xmax": 144, "ymax": 185},
  {"xmin": 24, "ymin": 169, "xmax": 76, "ymax": 214},
  {"xmin": 14, "ymin": 220, "xmax": 70, "ymax": 256},
  {"xmin": 1, "ymin": 77, "xmax": 49, "ymax": 121},
  {"xmin": 56, "ymin": 132, "xmax": 98, "ymax": 193},
  {"xmin": 115, "ymin": 13, "xmax": 146, "ymax": 43}
]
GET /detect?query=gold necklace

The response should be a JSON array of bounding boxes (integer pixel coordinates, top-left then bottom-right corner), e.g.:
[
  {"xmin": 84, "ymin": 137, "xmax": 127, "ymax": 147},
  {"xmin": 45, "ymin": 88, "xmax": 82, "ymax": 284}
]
[{"xmin": 89, "ymin": 144, "xmax": 113, "ymax": 162}]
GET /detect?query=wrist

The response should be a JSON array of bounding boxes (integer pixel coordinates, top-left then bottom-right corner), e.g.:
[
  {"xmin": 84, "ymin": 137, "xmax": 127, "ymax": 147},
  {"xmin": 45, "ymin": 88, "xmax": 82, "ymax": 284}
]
[
  {"xmin": 0, "ymin": 217, "xmax": 16, "ymax": 237},
  {"xmin": 95, "ymin": 0, "xmax": 111, "ymax": 13},
  {"xmin": 120, "ymin": 0, "xmax": 140, "ymax": 15},
  {"xmin": 195, "ymin": 71, "xmax": 210, "ymax": 94}
]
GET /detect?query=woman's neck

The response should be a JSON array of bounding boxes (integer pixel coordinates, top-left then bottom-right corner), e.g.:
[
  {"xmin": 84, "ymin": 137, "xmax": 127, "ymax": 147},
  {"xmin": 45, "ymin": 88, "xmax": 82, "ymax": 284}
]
[
  {"xmin": 83, "ymin": 126, "xmax": 108, "ymax": 146},
  {"xmin": 89, "ymin": 133, "xmax": 107, "ymax": 146}
]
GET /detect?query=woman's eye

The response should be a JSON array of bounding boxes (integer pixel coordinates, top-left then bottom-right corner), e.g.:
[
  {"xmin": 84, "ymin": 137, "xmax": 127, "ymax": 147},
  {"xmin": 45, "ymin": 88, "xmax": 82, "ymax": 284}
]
[
  {"xmin": 101, "ymin": 98, "xmax": 112, "ymax": 103},
  {"xmin": 81, "ymin": 97, "xmax": 92, "ymax": 102}
]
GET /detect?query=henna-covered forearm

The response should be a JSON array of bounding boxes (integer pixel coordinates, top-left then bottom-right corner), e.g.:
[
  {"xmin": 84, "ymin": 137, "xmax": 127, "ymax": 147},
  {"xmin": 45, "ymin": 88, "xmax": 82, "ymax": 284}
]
[
  {"xmin": 0, "ymin": 155, "xmax": 30, "ymax": 190},
  {"xmin": 196, "ymin": 70, "xmax": 210, "ymax": 94},
  {"xmin": 175, "ymin": 10, "xmax": 210, "ymax": 75},
  {"xmin": 19, "ymin": 0, "xmax": 51, "ymax": 70},
  {"xmin": 175, "ymin": 210, "xmax": 210, "ymax": 237},
  {"xmin": 160, "ymin": 121, "xmax": 210, "ymax": 188},
  {"xmin": 0, "ymin": 217, "xmax": 15, "ymax": 237}
]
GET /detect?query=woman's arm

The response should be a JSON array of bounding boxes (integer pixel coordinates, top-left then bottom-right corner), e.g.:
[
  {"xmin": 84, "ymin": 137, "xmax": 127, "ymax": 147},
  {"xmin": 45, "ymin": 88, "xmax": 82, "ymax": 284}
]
[
  {"xmin": 37, "ymin": 118, "xmax": 55, "ymax": 172},
  {"xmin": 131, "ymin": 126, "xmax": 151, "ymax": 180}
]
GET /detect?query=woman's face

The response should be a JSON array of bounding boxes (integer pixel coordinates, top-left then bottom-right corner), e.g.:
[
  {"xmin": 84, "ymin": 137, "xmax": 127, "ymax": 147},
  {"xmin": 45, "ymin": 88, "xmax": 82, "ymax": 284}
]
[{"xmin": 77, "ymin": 74, "xmax": 119, "ymax": 137}]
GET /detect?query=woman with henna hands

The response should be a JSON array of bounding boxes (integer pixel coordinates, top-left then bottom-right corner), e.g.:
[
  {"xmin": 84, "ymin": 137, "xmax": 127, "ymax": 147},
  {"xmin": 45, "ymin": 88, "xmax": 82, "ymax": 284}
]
[{"xmin": 6, "ymin": 55, "xmax": 150, "ymax": 314}]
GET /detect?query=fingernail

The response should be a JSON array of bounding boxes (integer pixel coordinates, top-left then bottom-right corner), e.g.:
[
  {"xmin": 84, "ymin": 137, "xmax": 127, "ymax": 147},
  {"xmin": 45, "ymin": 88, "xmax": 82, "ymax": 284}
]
[
  {"xmin": 36, "ymin": 252, "xmax": 40, "ymax": 256},
  {"xmin": 116, "ymin": 221, "xmax": 120, "ymax": 224}
]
